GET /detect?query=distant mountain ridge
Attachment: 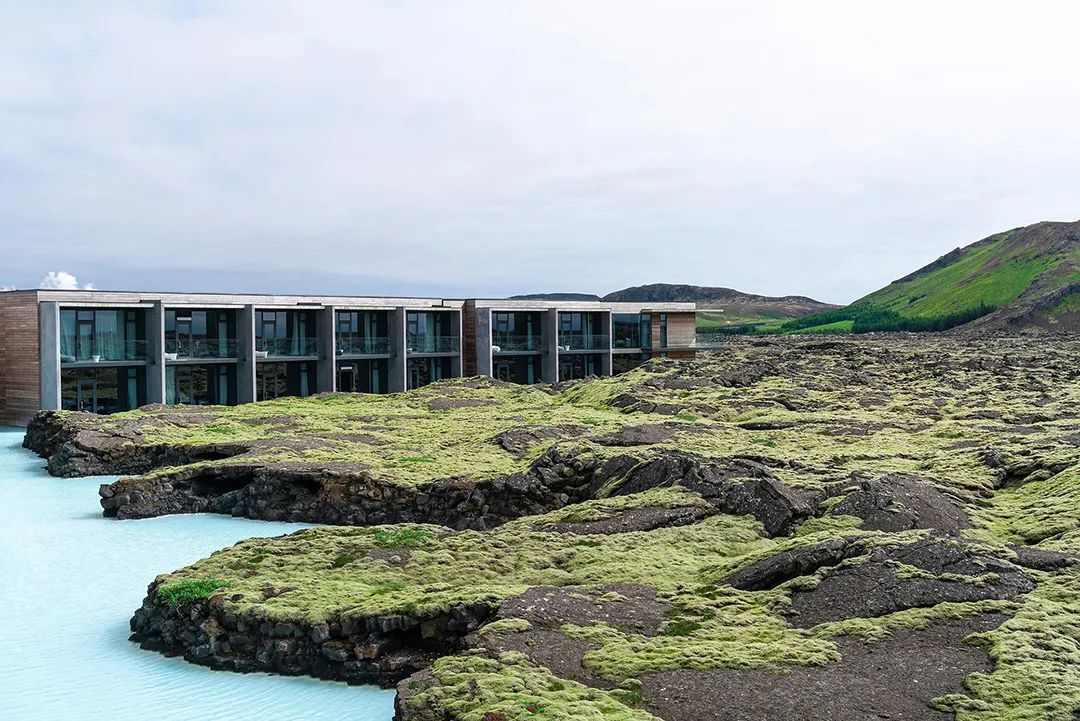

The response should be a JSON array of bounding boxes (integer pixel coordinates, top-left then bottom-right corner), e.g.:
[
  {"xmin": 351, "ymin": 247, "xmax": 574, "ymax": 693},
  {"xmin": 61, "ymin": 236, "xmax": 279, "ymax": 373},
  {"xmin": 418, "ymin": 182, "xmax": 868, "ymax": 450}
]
[{"xmin": 510, "ymin": 283, "xmax": 838, "ymax": 333}]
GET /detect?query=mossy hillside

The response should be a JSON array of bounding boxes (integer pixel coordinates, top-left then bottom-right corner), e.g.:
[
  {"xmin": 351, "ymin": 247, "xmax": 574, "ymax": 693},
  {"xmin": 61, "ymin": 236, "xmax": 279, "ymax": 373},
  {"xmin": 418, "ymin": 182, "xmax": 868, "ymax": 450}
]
[
  {"xmin": 782, "ymin": 222, "xmax": 1080, "ymax": 333},
  {"xmin": 855, "ymin": 231, "xmax": 1061, "ymax": 318}
]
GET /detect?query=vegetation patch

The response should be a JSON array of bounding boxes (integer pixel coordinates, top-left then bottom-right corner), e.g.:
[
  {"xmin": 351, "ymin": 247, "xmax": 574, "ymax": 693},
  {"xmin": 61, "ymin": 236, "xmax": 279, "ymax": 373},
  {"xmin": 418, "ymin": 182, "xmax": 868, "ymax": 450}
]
[{"xmin": 157, "ymin": 578, "xmax": 231, "ymax": 606}]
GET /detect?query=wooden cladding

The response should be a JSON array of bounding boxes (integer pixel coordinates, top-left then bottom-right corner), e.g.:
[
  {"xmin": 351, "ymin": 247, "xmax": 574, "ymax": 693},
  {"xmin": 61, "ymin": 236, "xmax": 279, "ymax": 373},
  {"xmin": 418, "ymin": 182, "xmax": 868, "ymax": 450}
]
[
  {"xmin": 461, "ymin": 300, "xmax": 477, "ymax": 377},
  {"xmin": 0, "ymin": 292, "xmax": 42, "ymax": 426}
]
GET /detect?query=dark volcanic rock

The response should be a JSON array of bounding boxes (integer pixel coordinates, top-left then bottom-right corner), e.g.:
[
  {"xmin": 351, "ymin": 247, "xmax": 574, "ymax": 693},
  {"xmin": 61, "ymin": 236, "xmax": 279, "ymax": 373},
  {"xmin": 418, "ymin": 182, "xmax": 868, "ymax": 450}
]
[
  {"xmin": 129, "ymin": 581, "xmax": 496, "ymax": 689},
  {"xmin": 495, "ymin": 584, "xmax": 670, "ymax": 636},
  {"xmin": 539, "ymin": 504, "xmax": 716, "ymax": 535},
  {"xmin": 786, "ymin": 536, "xmax": 1034, "ymax": 627},
  {"xmin": 642, "ymin": 614, "xmax": 1008, "ymax": 721},
  {"xmin": 826, "ymin": 474, "xmax": 970, "ymax": 532},
  {"xmin": 597, "ymin": 453, "xmax": 814, "ymax": 536},
  {"xmin": 721, "ymin": 537, "xmax": 865, "ymax": 591}
]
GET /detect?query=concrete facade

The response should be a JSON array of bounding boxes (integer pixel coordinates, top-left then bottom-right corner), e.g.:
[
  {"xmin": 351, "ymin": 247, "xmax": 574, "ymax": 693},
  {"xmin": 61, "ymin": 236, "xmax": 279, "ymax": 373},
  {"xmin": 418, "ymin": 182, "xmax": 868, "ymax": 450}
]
[{"xmin": 0, "ymin": 290, "xmax": 697, "ymax": 425}]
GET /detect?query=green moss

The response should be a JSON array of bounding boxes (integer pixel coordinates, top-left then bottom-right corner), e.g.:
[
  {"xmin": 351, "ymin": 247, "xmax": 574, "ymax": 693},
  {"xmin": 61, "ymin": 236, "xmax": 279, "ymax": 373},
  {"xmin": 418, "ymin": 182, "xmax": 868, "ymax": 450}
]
[
  {"xmin": 157, "ymin": 578, "xmax": 230, "ymax": 606},
  {"xmin": 404, "ymin": 652, "xmax": 661, "ymax": 720},
  {"xmin": 481, "ymin": 618, "xmax": 534, "ymax": 635},
  {"xmin": 935, "ymin": 568, "xmax": 1080, "ymax": 720}
]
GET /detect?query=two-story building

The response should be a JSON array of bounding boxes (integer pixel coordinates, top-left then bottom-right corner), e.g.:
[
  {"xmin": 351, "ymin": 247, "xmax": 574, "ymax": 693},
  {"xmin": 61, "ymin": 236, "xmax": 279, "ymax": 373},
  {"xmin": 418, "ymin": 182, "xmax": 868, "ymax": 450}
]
[{"xmin": 0, "ymin": 290, "xmax": 695, "ymax": 425}]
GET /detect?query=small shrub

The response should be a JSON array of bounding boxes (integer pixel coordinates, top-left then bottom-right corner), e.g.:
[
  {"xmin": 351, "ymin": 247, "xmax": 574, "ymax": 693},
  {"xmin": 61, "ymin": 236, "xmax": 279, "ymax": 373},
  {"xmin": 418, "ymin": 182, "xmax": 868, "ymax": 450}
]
[
  {"xmin": 370, "ymin": 580, "xmax": 408, "ymax": 596},
  {"xmin": 372, "ymin": 528, "xmax": 436, "ymax": 549},
  {"xmin": 332, "ymin": 552, "xmax": 358, "ymax": 568},
  {"xmin": 157, "ymin": 578, "xmax": 230, "ymax": 606}
]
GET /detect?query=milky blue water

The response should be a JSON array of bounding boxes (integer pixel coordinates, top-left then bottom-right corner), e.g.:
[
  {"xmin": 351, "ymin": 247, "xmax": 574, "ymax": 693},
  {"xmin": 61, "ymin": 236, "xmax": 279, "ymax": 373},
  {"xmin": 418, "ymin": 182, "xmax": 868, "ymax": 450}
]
[{"xmin": 0, "ymin": 427, "xmax": 395, "ymax": 721}]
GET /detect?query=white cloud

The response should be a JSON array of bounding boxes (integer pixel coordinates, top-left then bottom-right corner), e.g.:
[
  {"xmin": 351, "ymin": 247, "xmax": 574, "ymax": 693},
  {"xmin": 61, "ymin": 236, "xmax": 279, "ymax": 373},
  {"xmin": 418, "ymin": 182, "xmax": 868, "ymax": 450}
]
[
  {"xmin": 40, "ymin": 271, "xmax": 96, "ymax": 290},
  {"xmin": 0, "ymin": 286, "xmax": 14, "ymax": 292}
]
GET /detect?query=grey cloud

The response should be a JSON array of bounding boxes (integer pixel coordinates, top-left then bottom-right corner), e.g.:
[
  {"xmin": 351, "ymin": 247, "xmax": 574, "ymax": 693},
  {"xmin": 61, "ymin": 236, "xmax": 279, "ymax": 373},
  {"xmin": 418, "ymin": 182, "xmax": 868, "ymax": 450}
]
[{"xmin": 1, "ymin": 1, "xmax": 1079, "ymax": 302}]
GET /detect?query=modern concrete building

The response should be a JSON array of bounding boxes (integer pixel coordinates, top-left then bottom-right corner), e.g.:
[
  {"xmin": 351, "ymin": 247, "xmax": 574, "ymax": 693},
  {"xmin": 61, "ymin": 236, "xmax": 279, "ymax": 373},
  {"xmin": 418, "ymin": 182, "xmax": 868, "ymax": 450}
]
[
  {"xmin": 0, "ymin": 290, "xmax": 695, "ymax": 425},
  {"xmin": 463, "ymin": 299, "xmax": 697, "ymax": 383}
]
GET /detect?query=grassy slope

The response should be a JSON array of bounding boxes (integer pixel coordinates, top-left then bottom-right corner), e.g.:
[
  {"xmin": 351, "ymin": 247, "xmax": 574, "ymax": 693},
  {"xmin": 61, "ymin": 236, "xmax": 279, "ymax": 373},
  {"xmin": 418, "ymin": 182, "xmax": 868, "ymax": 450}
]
[
  {"xmin": 129, "ymin": 337, "xmax": 1080, "ymax": 719},
  {"xmin": 784, "ymin": 222, "xmax": 1080, "ymax": 334},
  {"xmin": 853, "ymin": 231, "xmax": 1058, "ymax": 317}
]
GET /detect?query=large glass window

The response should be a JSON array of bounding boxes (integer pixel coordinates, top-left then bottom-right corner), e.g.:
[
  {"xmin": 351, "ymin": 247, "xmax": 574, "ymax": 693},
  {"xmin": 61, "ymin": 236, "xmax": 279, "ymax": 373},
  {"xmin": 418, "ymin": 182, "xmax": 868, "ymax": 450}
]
[
  {"xmin": 255, "ymin": 310, "xmax": 317, "ymax": 356},
  {"xmin": 256, "ymin": 362, "xmax": 315, "ymax": 401},
  {"xmin": 558, "ymin": 312, "xmax": 607, "ymax": 351},
  {"xmin": 165, "ymin": 365, "xmax": 235, "ymax": 406},
  {"xmin": 492, "ymin": 312, "xmax": 540, "ymax": 352},
  {"xmin": 493, "ymin": 355, "xmax": 539, "ymax": 384},
  {"xmin": 407, "ymin": 356, "xmax": 452, "ymax": 389},
  {"xmin": 337, "ymin": 359, "xmax": 388, "ymax": 394},
  {"xmin": 558, "ymin": 353, "xmax": 603, "ymax": 382},
  {"xmin": 612, "ymin": 314, "xmax": 642, "ymax": 348},
  {"xmin": 61, "ymin": 367, "xmax": 144, "ymax": 414},
  {"xmin": 165, "ymin": 309, "xmax": 236, "ymax": 358},
  {"xmin": 59, "ymin": 309, "xmax": 146, "ymax": 362},
  {"xmin": 406, "ymin": 312, "xmax": 458, "ymax": 354},
  {"xmin": 336, "ymin": 311, "xmax": 389, "ymax": 355}
]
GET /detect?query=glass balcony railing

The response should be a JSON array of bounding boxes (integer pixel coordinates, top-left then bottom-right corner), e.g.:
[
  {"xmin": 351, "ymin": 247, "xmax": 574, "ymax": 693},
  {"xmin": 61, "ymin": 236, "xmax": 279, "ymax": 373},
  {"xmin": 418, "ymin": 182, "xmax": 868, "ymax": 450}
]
[
  {"xmin": 165, "ymin": 338, "xmax": 239, "ymax": 360},
  {"xmin": 492, "ymin": 334, "xmax": 542, "ymax": 352},
  {"xmin": 558, "ymin": 334, "xmax": 610, "ymax": 351},
  {"xmin": 255, "ymin": 337, "xmax": 318, "ymax": 357},
  {"xmin": 60, "ymin": 339, "xmax": 148, "ymax": 363},
  {"xmin": 337, "ymin": 336, "xmax": 391, "ymax": 355},
  {"xmin": 406, "ymin": 336, "xmax": 460, "ymax": 354}
]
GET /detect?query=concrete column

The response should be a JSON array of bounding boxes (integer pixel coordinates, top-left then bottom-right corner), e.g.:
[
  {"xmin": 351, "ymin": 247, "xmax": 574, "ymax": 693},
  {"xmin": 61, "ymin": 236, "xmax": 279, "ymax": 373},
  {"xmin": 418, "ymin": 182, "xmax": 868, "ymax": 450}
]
[
  {"xmin": 237, "ymin": 305, "xmax": 256, "ymax": 404},
  {"xmin": 145, "ymin": 302, "xmax": 166, "ymax": 404},
  {"xmin": 541, "ymin": 308, "xmax": 559, "ymax": 383},
  {"xmin": 389, "ymin": 307, "xmax": 407, "ymax": 393},
  {"xmin": 475, "ymin": 307, "xmax": 493, "ymax": 377},
  {"xmin": 317, "ymin": 306, "xmax": 337, "ymax": 393},
  {"xmin": 38, "ymin": 302, "xmax": 61, "ymax": 411},
  {"xmin": 600, "ymin": 310, "xmax": 613, "ymax": 376},
  {"xmin": 449, "ymin": 310, "xmax": 463, "ymax": 378}
]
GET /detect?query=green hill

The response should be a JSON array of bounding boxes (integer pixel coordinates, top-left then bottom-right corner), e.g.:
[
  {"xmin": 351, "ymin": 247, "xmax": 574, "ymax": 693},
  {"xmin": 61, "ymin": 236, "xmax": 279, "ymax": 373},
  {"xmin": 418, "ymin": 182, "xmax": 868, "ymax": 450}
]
[{"xmin": 786, "ymin": 220, "xmax": 1080, "ymax": 334}]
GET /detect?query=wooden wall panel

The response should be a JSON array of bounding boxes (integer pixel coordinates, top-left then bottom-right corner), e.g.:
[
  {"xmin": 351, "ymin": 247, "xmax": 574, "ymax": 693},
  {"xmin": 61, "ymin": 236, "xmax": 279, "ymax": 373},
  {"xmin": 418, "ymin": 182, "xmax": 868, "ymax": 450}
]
[
  {"xmin": 461, "ymin": 300, "xmax": 477, "ymax": 377},
  {"xmin": 0, "ymin": 293, "xmax": 41, "ymax": 426}
]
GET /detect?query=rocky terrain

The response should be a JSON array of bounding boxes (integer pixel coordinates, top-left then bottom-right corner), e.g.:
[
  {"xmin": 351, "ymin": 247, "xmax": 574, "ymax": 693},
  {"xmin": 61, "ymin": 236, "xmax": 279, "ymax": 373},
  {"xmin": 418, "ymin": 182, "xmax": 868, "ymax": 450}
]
[{"xmin": 24, "ymin": 335, "xmax": 1080, "ymax": 720}]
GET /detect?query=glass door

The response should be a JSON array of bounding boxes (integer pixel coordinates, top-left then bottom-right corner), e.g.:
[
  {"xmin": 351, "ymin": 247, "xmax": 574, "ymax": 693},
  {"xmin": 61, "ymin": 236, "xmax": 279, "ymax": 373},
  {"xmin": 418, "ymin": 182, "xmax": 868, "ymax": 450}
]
[{"xmin": 77, "ymin": 378, "xmax": 97, "ymax": 413}]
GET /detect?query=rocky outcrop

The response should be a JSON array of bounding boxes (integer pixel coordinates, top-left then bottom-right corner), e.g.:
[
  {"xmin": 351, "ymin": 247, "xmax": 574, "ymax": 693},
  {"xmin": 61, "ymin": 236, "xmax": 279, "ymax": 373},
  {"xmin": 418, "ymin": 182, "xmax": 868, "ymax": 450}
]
[
  {"xmin": 824, "ymin": 474, "xmax": 970, "ymax": 532},
  {"xmin": 596, "ymin": 453, "xmax": 815, "ymax": 536},
  {"xmin": 129, "ymin": 579, "xmax": 494, "ymax": 688},
  {"xmin": 67, "ymin": 423, "xmax": 815, "ymax": 537},
  {"xmin": 102, "ymin": 447, "xmax": 595, "ymax": 530},
  {"xmin": 785, "ymin": 535, "xmax": 1035, "ymax": 627},
  {"xmin": 23, "ymin": 410, "xmax": 249, "ymax": 477}
]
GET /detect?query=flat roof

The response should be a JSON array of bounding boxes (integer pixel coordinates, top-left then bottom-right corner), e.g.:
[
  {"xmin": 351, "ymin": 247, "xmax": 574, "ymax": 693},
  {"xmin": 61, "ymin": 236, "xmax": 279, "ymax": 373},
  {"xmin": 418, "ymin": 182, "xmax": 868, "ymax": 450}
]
[{"xmin": 2, "ymin": 289, "xmax": 696, "ymax": 312}]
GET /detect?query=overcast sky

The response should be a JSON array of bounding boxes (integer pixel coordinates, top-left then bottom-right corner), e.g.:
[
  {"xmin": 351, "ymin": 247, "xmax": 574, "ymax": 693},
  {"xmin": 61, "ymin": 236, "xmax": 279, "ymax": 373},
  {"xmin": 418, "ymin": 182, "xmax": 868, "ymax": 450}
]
[{"xmin": 2, "ymin": 1, "xmax": 1079, "ymax": 302}]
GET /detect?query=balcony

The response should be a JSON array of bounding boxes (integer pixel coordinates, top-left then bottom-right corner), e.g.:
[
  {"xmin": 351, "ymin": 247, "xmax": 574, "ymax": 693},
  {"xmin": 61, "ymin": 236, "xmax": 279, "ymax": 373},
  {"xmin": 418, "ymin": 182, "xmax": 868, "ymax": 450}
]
[
  {"xmin": 492, "ymin": 334, "xmax": 542, "ymax": 353},
  {"xmin": 406, "ymin": 336, "xmax": 460, "ymax": 354},
  {"xmin": 165, "ymin": 338, "xmax": 238, "ymax": 360},
  {"xmin": 337, "ymin": 336, "xmax": 391, "ymax": 356},
  {"xmin": 255, "ymin": 337, "xmax": 318, "ymax": 358},
  {"xmin": 60, "ymin": 339, "xmax": 148, "ymax": 364},
  {"xmin": 558, "ymin": 334, "xmax": 610, "ymax": 351}
]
